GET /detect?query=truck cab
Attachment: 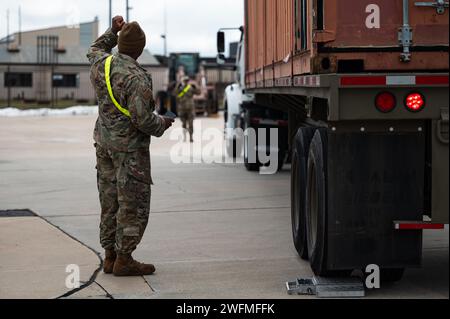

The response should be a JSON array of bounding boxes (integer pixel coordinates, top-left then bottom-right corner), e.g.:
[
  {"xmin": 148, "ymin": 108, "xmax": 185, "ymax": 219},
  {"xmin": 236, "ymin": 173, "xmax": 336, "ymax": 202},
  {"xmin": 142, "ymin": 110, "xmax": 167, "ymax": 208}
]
[{"xmin": 219, "ymin": 28, "xmax": 289, "ymax": 168}]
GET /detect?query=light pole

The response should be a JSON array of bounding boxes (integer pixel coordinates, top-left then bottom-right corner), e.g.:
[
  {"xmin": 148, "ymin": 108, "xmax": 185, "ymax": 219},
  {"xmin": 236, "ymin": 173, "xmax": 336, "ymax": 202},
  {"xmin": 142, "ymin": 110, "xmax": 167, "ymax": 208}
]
[
  {"xmin": 126, "ymin": 0, "xmax": 132, "ymax": 21},
  {"xmin": 6, "ymin": 9, "xmax": 10, "ymax": 46},
  {"xmin": 18, "ymin": 6, "xmax": 22, "ymax": 46},
  {"xmin": 161, "ymin": 1, "xmax": 168, "ymax": 57},
  {"xmin": 109, "ymin": 0, "xmax": 112, "ymax": 27},
  {"xmin": 161, "ymin": 35, "xmax": 167, "ymax": 57}
]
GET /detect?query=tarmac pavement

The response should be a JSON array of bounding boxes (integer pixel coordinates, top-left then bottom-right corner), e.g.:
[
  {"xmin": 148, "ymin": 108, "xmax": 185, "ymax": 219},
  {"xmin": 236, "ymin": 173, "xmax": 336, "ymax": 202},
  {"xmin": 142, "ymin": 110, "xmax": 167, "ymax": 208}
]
[
  {"xmin": 0, "ymin": 216, "xmax": 100, "ymax": 299},
  {"xmin": 0, "ymin": 113, "xmax": 448, "ymax": 299}
]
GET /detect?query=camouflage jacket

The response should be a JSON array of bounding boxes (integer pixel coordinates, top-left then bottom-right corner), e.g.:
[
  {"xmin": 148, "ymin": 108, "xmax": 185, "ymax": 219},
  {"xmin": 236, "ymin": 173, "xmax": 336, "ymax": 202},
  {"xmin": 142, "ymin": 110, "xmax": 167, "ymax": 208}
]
[
  {"xmin": 87, "ymin": 29, "xmax": 165, "ymax": 153},
  {"xmin": 176, "ymin": 83, "xmax": 200, "ymax": 113}
]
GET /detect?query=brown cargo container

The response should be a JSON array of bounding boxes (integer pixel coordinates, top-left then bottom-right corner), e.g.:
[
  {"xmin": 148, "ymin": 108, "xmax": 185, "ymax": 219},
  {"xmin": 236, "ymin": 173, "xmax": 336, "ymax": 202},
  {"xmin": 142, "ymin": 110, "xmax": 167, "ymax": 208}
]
[
  {"xmin": 245, "ymin": 0, "xmax": 449, "ymax": 88},
  {"xmin": 237, "ymin": 0, "xmax": 449, "ymax": 279}
]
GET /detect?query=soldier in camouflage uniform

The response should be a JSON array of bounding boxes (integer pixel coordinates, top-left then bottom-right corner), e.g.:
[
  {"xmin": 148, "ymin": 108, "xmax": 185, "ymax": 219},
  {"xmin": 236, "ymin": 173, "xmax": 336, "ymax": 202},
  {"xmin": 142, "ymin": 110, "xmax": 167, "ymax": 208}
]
[
  {"xmin": 176, "ymin": 76, "xmax": 201, "ymax": 143},
  {"xmin": 87, "ymin": 16, "xmax": 174, "ymax": 276}
]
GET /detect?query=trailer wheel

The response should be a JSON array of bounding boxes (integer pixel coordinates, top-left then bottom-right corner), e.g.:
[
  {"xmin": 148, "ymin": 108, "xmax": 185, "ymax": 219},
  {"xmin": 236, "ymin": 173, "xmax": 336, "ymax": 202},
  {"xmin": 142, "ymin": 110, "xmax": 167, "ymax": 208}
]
[
  {"xmin": 306, "ymin": 129, "xmax": 328, "ymax": 275},
  {"xmin": 306, "ymin": 130, "xmax": 353, "ymax": 276},
  {"xmin": 291, "ymin": 127, "xmax": 316, "ymax": 260},
  {"xmin": 381, "ymin": 268, "xmax": 405, "ymax": 282}
]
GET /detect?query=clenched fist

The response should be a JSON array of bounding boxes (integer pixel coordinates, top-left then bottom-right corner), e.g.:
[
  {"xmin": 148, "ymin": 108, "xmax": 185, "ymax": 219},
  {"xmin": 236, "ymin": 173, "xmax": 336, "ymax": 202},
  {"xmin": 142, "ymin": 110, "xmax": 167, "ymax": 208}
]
[{"xmin": 111, "ymin": 16, "xmax": 126, "ymax": 35}]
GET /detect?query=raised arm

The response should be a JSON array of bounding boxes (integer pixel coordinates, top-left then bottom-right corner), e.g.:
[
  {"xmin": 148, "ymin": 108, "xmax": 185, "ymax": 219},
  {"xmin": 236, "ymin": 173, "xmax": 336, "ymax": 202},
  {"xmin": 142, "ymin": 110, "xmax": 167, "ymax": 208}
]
[{"xmin": 87, "ymin": 16, "xmax": 125, "ymax": 65}]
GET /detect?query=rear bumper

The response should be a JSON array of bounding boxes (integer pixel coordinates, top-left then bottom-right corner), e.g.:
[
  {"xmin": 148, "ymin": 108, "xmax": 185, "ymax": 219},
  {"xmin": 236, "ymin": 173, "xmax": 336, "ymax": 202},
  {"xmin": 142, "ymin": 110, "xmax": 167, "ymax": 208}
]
[{"xmin": 393, "ymin": 221, "xmax": 446, "ymax": 230}]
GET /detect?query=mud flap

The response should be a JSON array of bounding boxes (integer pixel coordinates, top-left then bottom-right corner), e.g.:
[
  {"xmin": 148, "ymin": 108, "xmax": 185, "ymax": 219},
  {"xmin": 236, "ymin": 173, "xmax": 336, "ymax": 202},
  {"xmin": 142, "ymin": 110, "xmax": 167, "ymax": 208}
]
[
  {"xmin": 432, "ymin": 109, "xmax": 449, "ymax": 223},
  {"xmin": 326, "ymin": 132, "xmax": 425, "ymax": 270}
]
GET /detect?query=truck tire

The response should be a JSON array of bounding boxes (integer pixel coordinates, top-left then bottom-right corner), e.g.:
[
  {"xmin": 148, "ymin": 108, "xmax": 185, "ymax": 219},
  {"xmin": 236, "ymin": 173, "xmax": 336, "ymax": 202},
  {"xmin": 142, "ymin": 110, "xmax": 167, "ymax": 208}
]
[
  {"xmin": 226, "ymin": 138, "xmax": 238, "ymax": 159},
  {"xmin": 306, "ymin": 129, "xmax": 346, "ymax": 276},
  {"xmin": 243, "ymin": 111, "xmax": 260, "ymax": 171},
  {"xmin": 224, "ymin": 101, "xmax": 228, "ymax": 123},
  {"xmin": 244, "ymin": 133, "xmax": 260, "ymax": 171},
  {"xmin": 291, "ymin": 127, "xmax": 316, "ymax": 260},
  {"xmin": 306, "ymin": 130, "xmax": 353, "ymax": 277},
  {"xmin": 278, "ymin": 150, "xmax": 287, "ymax": 172}
]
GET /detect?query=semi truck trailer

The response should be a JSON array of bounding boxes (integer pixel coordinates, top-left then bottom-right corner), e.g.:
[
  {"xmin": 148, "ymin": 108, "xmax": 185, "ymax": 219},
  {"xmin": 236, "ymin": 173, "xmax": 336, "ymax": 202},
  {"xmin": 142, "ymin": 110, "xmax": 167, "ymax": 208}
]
[{"xmin": 224, "ymin": 0, "xmax": 449, "ymax": 280}]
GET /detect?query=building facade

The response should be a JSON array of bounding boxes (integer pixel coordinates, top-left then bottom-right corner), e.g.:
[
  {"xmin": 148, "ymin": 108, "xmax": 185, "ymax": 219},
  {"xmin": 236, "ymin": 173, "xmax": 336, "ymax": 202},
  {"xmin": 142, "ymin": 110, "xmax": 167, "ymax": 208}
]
[{"xmin": 0, "ymin": 19, "xmax": 168, "ymax": 107}]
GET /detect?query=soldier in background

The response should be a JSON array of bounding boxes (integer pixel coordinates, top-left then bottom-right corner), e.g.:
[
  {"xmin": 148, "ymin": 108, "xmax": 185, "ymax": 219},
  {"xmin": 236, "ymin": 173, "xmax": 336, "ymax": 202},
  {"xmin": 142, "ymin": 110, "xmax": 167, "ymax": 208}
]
[
  {"xmin": 176, "ymin": 76, "xmax": 201, "ymax": 143},
  {"xmin": 87, "ymin": 16, "xmax": 174, "ymax": 277}
]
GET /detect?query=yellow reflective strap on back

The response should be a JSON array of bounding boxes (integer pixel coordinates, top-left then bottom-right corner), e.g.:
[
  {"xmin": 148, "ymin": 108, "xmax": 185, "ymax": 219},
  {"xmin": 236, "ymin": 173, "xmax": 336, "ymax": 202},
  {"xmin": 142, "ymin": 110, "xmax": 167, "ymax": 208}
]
[
  {"xmin": 177, "ymin": 84, "xmax": 192, "ymax": 98},
  {"xmin": 105, "ymin": 56, "xmax": 131, "ymax": 118}
]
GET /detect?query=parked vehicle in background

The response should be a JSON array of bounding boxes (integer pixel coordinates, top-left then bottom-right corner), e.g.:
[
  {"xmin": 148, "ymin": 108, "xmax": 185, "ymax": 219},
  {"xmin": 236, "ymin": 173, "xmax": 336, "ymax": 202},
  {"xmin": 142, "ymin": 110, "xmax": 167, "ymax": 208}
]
[
  {"xmin": 165, "ymin": 53, "xmax": 236, "ymax": 116},
  {"xmin": 225, "ymin": 0, "xmax": 449, "ymax": 281},
  {"xmin": 218, "ymin": 27, "xmax": 290, "ymax": 169}
]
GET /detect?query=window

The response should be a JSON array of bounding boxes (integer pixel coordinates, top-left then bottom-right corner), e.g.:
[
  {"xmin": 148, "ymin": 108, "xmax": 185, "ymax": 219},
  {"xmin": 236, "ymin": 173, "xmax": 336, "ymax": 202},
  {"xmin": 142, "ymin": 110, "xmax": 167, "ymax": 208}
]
[
  {"xmin": 80, "ymin": 23, "xmax": 93, "ymax": 47},
  {"xmin": 4, "ymin": 72, "xmax": 33, "ymax": 87},
  {"xmin": 52, "ymin": 74, "xmax": 78, "ymax": 88}
]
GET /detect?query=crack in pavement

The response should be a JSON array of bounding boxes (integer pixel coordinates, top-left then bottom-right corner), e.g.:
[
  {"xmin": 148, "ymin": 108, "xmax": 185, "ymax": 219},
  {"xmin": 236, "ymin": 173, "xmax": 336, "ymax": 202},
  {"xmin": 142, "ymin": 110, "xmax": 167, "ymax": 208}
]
[
  {"xmin": 159, "ymin": 193, "xmax": 289, "ymax": 211},
  {"xmin": 43, "ymin": 206, "xmax": 291, "ymax": 218},
  {"xmin": 151, "ymin": 255, "xmax": 302, "ymax": 265},
  {"xmin": 142, "ymin": 275, "xmax": 156, "ymax": 293},
  {"xmin": 31, "ymin": 211, "xmax": 104, "ymax": 299},
  {"xmin": 93, "ymin": 281, "xmax": 114, "ymax": 299},
  {"xmin": 27, "ymin": 188, "xmax": 74, "ymax": 196},
  {"xmin": 36, "ymin": 210, "xmax": 158, "ymax": 299},
  {"xmin": 29, "ymin": 203, "xmax": 291, "ymax": 299}
]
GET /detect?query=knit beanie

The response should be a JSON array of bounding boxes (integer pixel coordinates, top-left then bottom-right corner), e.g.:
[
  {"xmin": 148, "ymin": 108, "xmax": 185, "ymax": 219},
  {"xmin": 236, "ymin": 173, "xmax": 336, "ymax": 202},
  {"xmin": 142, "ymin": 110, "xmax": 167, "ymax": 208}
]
[{"xmin": 118, "ymin": 22, "xmax": 146, "ymax": 55}]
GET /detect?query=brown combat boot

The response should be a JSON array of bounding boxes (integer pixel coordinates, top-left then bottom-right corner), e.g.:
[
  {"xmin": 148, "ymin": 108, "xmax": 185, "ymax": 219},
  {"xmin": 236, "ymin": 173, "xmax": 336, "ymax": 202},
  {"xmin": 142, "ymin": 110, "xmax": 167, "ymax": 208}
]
[
  {"xmin": 113, "ymin": 253, "xmax": 156, "ymax": 276},
  {"xmin": 103, "ymin": 249, "xmax": 117, "ymax": 274}
]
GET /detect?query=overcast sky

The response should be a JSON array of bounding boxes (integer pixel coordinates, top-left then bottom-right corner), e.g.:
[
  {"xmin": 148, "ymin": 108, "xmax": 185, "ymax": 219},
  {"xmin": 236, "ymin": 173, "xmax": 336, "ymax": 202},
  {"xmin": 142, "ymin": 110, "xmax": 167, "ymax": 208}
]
[{"xmin": 1, "ymin": 0, "xmax": 244, "ymax": 56}]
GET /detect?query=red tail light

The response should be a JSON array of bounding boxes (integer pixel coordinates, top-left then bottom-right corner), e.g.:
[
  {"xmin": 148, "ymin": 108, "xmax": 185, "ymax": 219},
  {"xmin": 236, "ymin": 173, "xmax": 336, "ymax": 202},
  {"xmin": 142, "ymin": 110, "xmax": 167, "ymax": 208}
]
[
  {"xmin": 375, "ymin": 92, "xmax": 396, "ymax": 113},
  {"xmin": 405, "ymin": 92, "xmax": 425, "ymax": 112}
]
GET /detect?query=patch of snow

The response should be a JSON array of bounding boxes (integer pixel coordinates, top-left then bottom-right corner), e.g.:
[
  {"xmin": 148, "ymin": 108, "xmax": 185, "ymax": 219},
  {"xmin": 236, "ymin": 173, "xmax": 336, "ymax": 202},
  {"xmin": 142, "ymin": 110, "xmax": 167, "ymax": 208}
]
[{"xmin": 0, "ymin": 106, "xmax": 98, "ymax": 117}]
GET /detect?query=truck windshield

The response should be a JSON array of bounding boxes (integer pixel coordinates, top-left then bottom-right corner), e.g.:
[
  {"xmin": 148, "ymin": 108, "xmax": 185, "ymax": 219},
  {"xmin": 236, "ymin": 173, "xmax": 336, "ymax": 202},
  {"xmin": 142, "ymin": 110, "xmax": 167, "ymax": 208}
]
[{"xmin": 177, "ymin": 54, "xmax": 198, "ymax": 77}]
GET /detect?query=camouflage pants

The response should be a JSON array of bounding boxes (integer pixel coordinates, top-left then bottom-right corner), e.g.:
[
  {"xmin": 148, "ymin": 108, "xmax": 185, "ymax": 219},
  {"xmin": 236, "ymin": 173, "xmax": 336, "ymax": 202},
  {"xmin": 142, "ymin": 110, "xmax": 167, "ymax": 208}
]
[
  {"xmin": 95, "ymin": 144, "xmax": 152, "ymax": 254},
  {"xmin": 179, "ymin": 110, "xmax": 194, "ymax": 136}
]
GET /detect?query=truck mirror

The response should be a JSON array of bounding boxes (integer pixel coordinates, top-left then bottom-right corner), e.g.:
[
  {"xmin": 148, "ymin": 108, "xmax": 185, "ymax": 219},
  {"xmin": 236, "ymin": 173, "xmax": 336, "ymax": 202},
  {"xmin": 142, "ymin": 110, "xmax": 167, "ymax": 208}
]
[
  {"xmin": 217, "ymin": 31, "xmax": 225, "ymax": 53},
  {"xmin": 216, "ymin": 54, "xmax": 226, "ymax": 65}
]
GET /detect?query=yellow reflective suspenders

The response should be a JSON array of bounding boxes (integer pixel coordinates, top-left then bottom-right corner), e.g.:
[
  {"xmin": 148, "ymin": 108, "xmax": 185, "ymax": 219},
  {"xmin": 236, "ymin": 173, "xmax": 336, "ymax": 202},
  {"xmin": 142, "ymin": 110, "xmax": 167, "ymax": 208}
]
[
  {"xmin": 177, "ymin": 84, "xmax": 192, "ymax": 99},
  {"xmin": 105, "ymin": 56, "xmax": 131, "ymax": 118}
]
